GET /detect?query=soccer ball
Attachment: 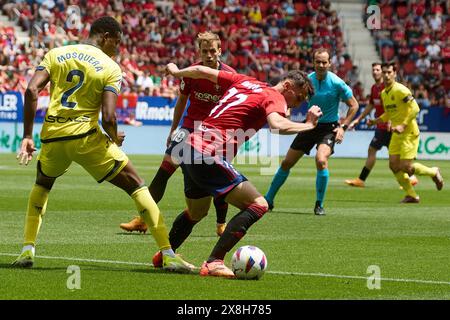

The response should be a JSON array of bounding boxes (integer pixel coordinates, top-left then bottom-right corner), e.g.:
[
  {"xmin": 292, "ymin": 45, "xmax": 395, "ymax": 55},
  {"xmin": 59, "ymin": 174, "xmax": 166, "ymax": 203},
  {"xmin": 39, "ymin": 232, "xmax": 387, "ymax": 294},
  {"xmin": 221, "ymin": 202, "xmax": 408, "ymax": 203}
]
[{"xmin": 231, "ymin": 245, "xmax": 267, "ymax": 280}]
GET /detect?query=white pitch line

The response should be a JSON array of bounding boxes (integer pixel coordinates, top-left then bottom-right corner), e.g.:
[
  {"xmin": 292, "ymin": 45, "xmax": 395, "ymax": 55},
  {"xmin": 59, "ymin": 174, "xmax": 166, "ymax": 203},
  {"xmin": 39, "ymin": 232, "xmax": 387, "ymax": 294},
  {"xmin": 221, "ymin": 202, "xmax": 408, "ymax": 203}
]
[
  {"xmin": 1, "ymin": 252, "xmax": 450, "ymax": 286},
  {"xmin": 267, "ymin": 270, "xmax": 450, "ymax": 286},
  {"xmin": 0, "ymin": 253, "xmax": 151, "ymax": 267}
]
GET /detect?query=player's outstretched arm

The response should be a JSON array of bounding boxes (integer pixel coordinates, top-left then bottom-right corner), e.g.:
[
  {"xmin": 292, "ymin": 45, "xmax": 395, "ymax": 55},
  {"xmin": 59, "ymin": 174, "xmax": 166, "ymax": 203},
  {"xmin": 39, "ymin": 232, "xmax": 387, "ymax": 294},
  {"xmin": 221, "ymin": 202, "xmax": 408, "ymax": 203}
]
[
  {"xmin": 101, "ymin": 90, "xmax": 125, "ymax": 146},
  {"xmin": 166, "ymin": 63, "xmax": 219, "ymax": 83},
  {"xmin": 349, "ymin": 103, "xmax": 374, "ymax": 130},
  {"xmin": 267, "ymin": 106, "xmax": 322, "ymax": 135},
  {"xmin": 367, "ymin": 112, "xmax": 389, "ymax": 127},
  {"xmin": 17, "ymin": 70, "xmax": 50, "ymax": 165}
]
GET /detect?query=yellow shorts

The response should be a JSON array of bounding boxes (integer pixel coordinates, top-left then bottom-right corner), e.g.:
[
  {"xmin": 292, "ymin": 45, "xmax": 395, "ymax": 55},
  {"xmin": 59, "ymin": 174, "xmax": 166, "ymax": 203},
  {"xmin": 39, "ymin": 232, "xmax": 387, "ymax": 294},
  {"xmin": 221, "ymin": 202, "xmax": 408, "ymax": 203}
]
[
  {"xmin": 388, "ymin": 131, "xmax": 419, "ymax": 160},
  {"xmin": 37, "ymin": 129, "xmax": 129, "ymax": 183}
]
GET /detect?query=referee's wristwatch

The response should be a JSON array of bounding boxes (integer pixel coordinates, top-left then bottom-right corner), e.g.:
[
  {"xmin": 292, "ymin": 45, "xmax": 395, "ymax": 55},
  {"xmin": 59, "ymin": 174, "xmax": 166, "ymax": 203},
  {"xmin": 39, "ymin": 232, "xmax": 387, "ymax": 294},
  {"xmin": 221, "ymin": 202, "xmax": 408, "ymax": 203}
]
[{"xmin": 341, "ymin": 124, "xmax": 348, "ymax": 131}]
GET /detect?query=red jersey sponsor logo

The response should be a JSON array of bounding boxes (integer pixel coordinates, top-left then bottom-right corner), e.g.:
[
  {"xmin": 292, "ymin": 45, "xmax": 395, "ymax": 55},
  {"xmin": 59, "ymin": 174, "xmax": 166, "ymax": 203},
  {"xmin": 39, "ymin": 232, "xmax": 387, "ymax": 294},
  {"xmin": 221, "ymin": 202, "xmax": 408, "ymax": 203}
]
[{"xmin": 186, "ymin": 72, "xmax": 286, "ymax": 161}]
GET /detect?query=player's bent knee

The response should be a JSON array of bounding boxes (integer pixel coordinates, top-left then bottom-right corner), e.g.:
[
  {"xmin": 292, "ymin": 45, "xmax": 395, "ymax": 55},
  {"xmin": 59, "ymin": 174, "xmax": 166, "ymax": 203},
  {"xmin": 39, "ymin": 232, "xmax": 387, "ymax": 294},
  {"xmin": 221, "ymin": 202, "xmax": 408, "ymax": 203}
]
[
  {"xmin": 316, "ymin": 159, "xmax": 328, "ymax": 170},
  {"xmin": 253, "ymin": 198, "xmax": 269, "ymax": 212},
  {"xmin": 389, "ymin": 162, "xmax": 399, "ymax": 172},
  {"xmin": 402, "ymin": 164, "xmax": 414, "ymax": 175},
  {"xmin": 111, "ymin": 165, "xmax": 146, "ymax": 194}
]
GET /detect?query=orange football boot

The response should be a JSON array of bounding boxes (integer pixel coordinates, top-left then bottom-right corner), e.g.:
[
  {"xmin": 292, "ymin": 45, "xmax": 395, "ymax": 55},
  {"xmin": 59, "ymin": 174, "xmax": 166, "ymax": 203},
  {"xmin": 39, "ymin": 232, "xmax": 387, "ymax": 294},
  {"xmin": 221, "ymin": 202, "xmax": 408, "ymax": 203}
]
[
  {"xmin": 120, "ymin": 216, "xmax": 148, "ymax": 233},
  {"xmin": 344, "ymin": 178, "xmax": 365, "ymax": 187},
  {"xmin": 200, "ymin": 260, "xmax": 235, "ymax": 278}
]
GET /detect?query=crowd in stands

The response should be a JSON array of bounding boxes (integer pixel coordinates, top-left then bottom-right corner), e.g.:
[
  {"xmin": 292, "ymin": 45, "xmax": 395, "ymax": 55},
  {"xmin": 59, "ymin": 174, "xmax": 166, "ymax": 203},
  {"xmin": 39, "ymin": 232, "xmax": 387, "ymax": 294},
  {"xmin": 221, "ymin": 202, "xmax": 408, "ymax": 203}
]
[
  {"xmin": 1, "ymin": 0, "xmax": 360, "ymax": 100},
  {"xmin": 368, "ymin": 0, "xmax": 449, "ymax": 108},
  {"xmin": 1, "ymin": 0, "xmax": 448, "ymax": 109}
]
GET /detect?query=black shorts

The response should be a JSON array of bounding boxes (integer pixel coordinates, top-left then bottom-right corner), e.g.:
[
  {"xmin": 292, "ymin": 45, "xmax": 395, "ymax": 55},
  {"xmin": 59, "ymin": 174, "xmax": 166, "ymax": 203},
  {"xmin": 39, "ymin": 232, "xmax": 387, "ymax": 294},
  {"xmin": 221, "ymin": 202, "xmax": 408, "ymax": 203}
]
[
  {"xmin": 179, "ymin": 146, "xmax": 247, "ymax": 200},
  {"xmin": 165, "ymin": 127, "xmax": 193, "ymax": 158},
  {"xmin": 369, "ymin": 128, "xmax": 392, "ymax": 150},
  {"xmin": 290, "ymin": 122, "xmax": 339, "ymax": 155}
]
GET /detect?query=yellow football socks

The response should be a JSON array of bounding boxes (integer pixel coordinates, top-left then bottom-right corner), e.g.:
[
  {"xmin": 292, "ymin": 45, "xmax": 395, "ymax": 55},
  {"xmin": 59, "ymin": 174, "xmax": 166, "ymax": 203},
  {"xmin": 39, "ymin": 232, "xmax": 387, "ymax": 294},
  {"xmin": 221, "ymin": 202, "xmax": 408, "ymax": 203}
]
[
  {"xmin": 131, "ymin": 187, "xmax": 171, "ymax": 250},
  {"xmin": 23, "ymin": 184, "xmax": 49, "ymax": 246},
  {"xmin": 395, "ymin": 171, "xmax": 417, "ymax": 198},
  {"xmin": 413, "ymin": 163, "xmax": 437, "ymax": 177}
]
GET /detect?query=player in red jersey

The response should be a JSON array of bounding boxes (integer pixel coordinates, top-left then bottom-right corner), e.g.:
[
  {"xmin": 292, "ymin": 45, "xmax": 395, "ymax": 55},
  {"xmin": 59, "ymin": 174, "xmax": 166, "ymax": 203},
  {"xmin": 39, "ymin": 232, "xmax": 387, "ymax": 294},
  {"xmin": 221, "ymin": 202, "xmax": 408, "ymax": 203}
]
[
  {"xmin": 120, "ymin": 32, "xmax": 235, "ymax": 237},
  {"xmin": 155, "ymin": 63, "xmax": 322, "ymax": 278},
  {"xmin": 345, "ymin": 62, "xmax": 418, "ymax": 187}
]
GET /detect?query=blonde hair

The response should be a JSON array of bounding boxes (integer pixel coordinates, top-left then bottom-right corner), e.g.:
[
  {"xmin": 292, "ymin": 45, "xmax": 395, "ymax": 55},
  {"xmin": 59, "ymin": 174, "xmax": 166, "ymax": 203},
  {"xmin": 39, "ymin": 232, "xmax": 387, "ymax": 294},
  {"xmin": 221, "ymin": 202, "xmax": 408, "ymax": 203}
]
[{"xmin": 197, "ymin": 31, "xmax": 221, "ymax": 49}]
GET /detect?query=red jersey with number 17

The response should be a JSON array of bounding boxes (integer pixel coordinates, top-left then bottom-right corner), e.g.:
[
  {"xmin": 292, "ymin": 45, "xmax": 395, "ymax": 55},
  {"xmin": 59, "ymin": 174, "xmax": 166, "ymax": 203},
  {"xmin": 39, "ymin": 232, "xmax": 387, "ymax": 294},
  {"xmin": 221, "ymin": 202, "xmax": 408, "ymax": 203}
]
[
  {"xmin": 370, "ymin": 82, "xmax": 386, "ymax": 130},
  {"xmin": 189, "ymin": 71, "xmax": 287, "ymax": 159},
  {"xmin": 180, "ymin": 61, "xmax": 236, "ymax": 129}
]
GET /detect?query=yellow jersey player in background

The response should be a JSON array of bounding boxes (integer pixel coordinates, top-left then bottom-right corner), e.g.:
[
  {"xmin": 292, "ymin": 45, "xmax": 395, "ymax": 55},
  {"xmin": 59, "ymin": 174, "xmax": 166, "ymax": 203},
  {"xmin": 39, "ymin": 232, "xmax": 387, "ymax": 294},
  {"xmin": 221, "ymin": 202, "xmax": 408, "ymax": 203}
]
[
  {"xmin": 368, "ymin": 62, "xmax": 444, "ymax": 203},
  {"xmin": 12, "ymin": 16, "xmax": 195, "ymax": 273}
]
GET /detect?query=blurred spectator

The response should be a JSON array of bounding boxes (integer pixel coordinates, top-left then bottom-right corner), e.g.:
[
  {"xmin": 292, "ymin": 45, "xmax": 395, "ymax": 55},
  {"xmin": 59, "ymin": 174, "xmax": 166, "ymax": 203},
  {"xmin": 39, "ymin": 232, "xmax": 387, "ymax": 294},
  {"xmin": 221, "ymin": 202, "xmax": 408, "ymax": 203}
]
[
  {"xmin": 136, "ymin": 70, "xmax": 154, "ymax": 93},
  {"xmin": 347, "ymin": 65, "xmax": 359, "ymax": 87},
  {"xmin": 367, "ymin": 0, "xmax": 448, "ymax": 107},
  {"xmin": 352, "ymin": 81, "xmax": 367, "ymax": 104},
  {"xmin": 248, "ymin": 4, "xmax": 262, "ymax": 24},
  {"xmin": 415, "ymin": 84, "xmax": 431, "ymax": 108},
  {"xmin": 426, "ymin": 40, "xmax": 441, "ymax": 59},
  {"xmin": 416, "ymin": 54, "xmax": 431, "ymax": 74}
]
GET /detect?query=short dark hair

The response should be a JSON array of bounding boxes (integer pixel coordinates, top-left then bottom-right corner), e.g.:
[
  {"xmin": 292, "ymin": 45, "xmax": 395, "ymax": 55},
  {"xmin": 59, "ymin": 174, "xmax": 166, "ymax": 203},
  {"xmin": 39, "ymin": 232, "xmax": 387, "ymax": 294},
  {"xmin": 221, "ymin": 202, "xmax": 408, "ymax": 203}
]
[
  {"xmin": 312, "ymin": 47, "xmax": 331, "ymax": 61},
  {"xmin": 90, "ymin": 16, "xmax": 122, "ymax": 37},
  {"xmin": 281, "ymin": 70, "xmax": 315, "ymax": 97},
  {"xmin": 372, "ymin": 62, "xmax": 381, "ymax": 67},
  {"xmin": 381, "ymin": 61, "xmax": 397, "ymax": 72}
]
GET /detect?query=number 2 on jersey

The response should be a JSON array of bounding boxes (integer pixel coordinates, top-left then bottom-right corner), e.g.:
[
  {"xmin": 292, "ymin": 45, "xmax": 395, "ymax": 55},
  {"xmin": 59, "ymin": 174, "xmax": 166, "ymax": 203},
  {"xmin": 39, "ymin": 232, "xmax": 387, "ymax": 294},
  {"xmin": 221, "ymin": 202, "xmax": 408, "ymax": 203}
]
[
  {"xmin": 61, "ymin": 69, "xmax": 84, "ymax": 109},
  {"xmin": 209, "ymin": 87, "xmax": 248, "ymax": 119}
]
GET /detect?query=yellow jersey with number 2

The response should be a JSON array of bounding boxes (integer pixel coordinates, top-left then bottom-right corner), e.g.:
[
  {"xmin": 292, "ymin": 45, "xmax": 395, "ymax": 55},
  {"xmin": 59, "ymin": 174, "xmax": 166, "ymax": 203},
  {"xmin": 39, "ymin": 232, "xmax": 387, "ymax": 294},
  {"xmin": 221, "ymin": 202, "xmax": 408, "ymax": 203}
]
[{"xmin": 37, "ymin": 44, "xmax": 122, "ymax": 143}]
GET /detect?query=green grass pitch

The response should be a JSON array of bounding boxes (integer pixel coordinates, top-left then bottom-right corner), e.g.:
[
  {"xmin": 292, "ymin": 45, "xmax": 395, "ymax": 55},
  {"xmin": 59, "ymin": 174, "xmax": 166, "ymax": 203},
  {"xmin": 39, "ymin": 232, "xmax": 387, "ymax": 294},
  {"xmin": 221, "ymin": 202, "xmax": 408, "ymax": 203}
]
[{"xmin": 1, "ymin": 153, "xmax": 449, "ymax": 299}]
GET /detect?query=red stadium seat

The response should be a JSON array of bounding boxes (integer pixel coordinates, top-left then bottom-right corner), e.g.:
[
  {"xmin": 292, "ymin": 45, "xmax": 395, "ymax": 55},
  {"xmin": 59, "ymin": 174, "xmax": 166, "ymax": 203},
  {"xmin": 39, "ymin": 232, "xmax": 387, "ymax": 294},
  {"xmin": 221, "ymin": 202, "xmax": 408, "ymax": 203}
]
[
  {"xmin": 396, "ymin": 6, "xmax": 408, "ymax": 19},
  {"xmin": 237, "ymin": 55, "xmax": 247, "ymax": 69},
  {"xmin": 258, "ymin": 2, "xmax": 269, "ymax": 14},
  {"xmin": 217, "ymin": 11, "xmax": 227, "ymax": 23},
  {"xmin": 444, "ymin": 61, "xmax": 450, "ymax": 75},
  {"xmin": 294, "ymin": 2, "xmax": 307, "ymax": 14},
  {"xmin": 296, "ymin": 16, "xmax": 310, "ymax": 28},
  {"xmin": 403, "ymin": 59, "xmax": 417, "ymax": 75},
  {"xmin": 381, "ymin": 5, "xmax": 393, "ymax": 18},
  {"xmin": 442, "ymin": 77, "xmax": 450, "ymax": 90},
  {"xmin": 342, "ymin": 59, "xmax": 353, "ymax": 73},
  {"xmin": 256, "ymin": 70, "xmax": 266, "ymax": 81},
  {"xmin": 5, "ymin": 26, "xmax": 14, "ymax": 34},
  {"xmin": 381, "ymin": 46, "xmax": 395, "ymax": 61}
]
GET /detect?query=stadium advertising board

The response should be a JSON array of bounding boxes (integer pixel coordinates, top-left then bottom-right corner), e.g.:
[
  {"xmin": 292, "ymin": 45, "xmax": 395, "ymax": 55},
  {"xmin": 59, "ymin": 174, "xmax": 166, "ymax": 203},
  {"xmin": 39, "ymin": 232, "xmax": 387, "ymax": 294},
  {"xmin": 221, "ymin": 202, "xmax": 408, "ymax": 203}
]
[
  {"xmin": 2, "ymin": 93, "xmax": 448, "ymax": 132},
  {"xmin": 1, "ymin": 93, "xmax": 448, "ymax": 160},
  {"xmin": 134, "ymin": 96, "xmax": 176, "ymax": 125},
  {"xmin": 0, "ymin": 92, "xmax": 23, "ymax": 122},
  {"xmin": 2, "ymin": 122, "xmax": 449, "ymax": 161}
]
